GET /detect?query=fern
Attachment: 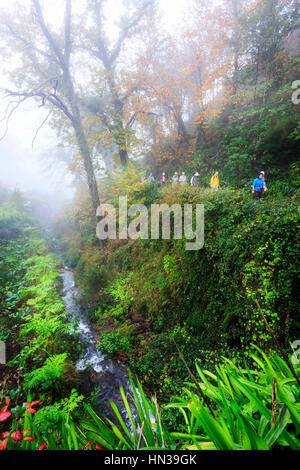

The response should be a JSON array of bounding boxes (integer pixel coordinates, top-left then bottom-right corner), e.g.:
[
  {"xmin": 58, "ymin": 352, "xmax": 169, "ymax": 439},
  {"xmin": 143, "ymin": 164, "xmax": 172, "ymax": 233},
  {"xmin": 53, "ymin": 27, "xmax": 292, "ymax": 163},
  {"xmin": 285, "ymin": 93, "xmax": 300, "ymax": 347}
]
[{"xmin": 24, "ymin": 354, "xmax": 68, "ymax": 390}]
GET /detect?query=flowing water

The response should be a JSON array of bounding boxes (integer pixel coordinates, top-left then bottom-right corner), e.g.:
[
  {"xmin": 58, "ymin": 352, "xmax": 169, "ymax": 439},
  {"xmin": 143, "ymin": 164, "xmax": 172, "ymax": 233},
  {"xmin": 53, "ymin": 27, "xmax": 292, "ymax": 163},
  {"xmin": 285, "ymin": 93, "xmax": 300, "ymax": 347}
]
[{"xmin": 61, "ymin": 266, "xmax": 138, "ymax": 427}]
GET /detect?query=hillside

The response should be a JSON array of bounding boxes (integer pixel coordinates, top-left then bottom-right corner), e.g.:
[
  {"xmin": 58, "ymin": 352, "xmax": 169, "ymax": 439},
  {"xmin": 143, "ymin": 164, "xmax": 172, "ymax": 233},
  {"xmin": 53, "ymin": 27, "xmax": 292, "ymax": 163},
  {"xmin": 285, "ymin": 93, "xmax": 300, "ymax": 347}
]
[{"xmin": 0, "ymin": 0, "xmax": 299, "ymax": 454}]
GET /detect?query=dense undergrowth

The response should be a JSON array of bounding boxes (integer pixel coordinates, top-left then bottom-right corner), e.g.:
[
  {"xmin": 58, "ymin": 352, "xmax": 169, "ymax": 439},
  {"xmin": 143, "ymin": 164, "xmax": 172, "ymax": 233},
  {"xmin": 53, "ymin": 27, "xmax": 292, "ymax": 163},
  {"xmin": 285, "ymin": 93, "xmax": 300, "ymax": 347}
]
[
  {"xmin": 0, "ymin": 0, "xmax": 299, "ymax": 452},
  {"xmin": 58, "ymin": 174, "xmax": 299, "ymax": 404},
  {"xmin": 0, "ymin": 201, "xmax": 85, "ymax": 449},
  {"xmin": 1, "ymin": 184, "xmax": 299, "ymax": 450}
]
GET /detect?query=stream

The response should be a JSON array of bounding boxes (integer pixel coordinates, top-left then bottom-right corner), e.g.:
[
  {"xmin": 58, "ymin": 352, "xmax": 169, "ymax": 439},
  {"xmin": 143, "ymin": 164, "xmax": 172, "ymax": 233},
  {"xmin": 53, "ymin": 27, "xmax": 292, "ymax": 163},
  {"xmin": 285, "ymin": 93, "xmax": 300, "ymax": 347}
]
[{"xmin": 60, "ymin": 266, "xmax": 138, "ymax": 427}]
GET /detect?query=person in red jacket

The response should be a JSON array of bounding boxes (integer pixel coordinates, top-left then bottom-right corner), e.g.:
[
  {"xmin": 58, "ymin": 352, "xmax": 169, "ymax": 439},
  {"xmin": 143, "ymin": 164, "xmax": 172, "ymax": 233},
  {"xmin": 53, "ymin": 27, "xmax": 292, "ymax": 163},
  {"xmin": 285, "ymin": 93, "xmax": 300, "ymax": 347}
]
[{"xmin": 160, "ymin": 172, "xmax": 166, "ymax": 185}]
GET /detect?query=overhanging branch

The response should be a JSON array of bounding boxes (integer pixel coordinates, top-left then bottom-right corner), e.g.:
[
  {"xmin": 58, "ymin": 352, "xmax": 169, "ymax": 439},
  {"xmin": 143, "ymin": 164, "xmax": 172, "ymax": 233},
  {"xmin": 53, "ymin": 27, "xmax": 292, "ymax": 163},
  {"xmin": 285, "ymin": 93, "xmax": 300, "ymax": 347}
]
[
  {"xmin": 1, "ymin": 21, "xmax": 58, "ymax": 64},
  {"xmin": 1, "ymin": 87, "xmax": 74, "ymax": 123}
]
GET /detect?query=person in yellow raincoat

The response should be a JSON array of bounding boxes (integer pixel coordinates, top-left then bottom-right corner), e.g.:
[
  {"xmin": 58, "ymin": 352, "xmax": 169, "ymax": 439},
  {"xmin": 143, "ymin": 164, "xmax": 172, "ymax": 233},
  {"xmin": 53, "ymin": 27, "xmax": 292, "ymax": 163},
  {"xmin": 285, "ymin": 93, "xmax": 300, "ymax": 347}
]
[{"xmin": 210, "ymin": 172, "xmax": 220, "ymax": 191}]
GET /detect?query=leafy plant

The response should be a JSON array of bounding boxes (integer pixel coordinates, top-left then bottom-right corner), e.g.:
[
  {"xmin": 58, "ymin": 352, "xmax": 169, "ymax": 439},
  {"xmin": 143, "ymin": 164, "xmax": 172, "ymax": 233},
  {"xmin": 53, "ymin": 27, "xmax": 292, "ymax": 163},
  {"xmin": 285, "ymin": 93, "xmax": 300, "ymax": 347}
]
[
  {"xmin": 98, "ymin": 330, "xmax": 133, "ymax": 358},
  {"xmin": 166, "ymin": 347, "xmax": 300, "ymax": 450},
  {"xmin": 80, "ymin": 348, "xmax": 300, "ymax": 450},
  {"xmin": 23, "ymin": 354, "xmax": 69, "ymax": 391}
]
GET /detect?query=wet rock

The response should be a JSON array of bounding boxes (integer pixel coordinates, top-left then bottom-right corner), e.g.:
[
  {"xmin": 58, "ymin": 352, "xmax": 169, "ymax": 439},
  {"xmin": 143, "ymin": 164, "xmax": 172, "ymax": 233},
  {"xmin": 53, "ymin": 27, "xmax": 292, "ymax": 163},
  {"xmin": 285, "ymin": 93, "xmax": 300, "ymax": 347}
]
[
  {"xmin": 77, "ymin": 366, "xmax": 95, "ymax": 396},
  {"xmin": 134, "ymin": 325, "xmax": 145, "ymax": 334},
  {"xmin": 130, "ymin": 312, "xmax": 144, "ymax": 323}
]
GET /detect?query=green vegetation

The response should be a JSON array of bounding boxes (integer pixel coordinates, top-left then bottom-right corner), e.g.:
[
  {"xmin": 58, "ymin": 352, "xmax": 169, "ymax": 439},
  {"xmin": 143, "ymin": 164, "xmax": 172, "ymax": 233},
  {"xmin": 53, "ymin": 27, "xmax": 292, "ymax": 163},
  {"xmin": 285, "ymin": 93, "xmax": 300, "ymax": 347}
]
[
  {"xmin": 79, "ymin": 348, "xmax": 300, "ymax": 451},
  {"xmin": 60, "ymin": 179, "xmax": 299, "ymax": 398},
  {"xmin": 0, "ymin": 0, "xmax": 299, "ymax": 452},
  {"xmin": 1, "ymin": 345, "xmax": 299, "ymax": 450},
  {"xmin": 0, "ymin": 202, "xmax": 83, "ymax": 449},
  {"xmin": 194, "ymin": 79, "xmax": 300, "ymax": 186},
  {"xmin": 1, "ymin": 179, "xmax": 299, "ymax": 451}
]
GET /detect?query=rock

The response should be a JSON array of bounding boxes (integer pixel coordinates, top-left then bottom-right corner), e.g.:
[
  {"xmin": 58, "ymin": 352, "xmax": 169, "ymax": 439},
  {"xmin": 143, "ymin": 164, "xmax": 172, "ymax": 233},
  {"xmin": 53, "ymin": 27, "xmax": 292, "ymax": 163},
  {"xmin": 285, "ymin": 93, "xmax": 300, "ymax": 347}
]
[
  {"xmin": 130, "ymin": 312, "xmax": 144, "ymax": 323},
  {"xmin": 134, "ymin": 325, "xmax": 144, "ymax": 334},
  {"xmin": 77, "ymin": 366, "xmax": 95, "ymax": 396}
]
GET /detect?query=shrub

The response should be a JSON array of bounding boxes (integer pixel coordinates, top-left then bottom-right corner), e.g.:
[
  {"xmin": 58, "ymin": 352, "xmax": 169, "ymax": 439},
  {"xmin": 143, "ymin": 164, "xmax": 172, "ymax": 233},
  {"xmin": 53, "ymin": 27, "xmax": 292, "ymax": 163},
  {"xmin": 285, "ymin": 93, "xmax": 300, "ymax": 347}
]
[{"xmin": 98, "ymin": 330, "xmax": 133, "ymax": 358}]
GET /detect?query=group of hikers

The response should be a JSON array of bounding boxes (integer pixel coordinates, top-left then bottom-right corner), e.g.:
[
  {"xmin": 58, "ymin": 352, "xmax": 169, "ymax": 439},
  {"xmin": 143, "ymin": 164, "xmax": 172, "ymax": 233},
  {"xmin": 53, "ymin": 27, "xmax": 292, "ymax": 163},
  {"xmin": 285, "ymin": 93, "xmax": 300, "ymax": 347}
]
[
  {"xmin": 143, "ymin": 170, "xmax": 267, "ymax": 200},
  {"xmin": 144, "ymin": 171, "xmax": 220, "ymax": 191}
]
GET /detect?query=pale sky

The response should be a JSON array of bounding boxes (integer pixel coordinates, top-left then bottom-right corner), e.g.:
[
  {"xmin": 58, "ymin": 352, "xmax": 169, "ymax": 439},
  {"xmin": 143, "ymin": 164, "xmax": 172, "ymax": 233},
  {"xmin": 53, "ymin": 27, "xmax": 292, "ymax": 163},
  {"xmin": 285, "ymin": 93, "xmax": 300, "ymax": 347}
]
[{"xmin": 0, "ymin": 0, "xmax": 191, "ymax": 203}]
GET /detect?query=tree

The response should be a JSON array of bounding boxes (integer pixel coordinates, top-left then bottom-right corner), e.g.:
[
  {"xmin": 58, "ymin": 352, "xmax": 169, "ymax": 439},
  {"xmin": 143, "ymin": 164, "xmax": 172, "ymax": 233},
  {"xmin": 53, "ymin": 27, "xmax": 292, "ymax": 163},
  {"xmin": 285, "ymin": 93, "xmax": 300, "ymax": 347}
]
[
  {"xmin": 0, "ymin": 0, "xmax": 100, "ymax": 212},
  {"xmin": 80, "ymin": 0, "xmax": 157, "ymax": 167},
  {"xmin": 235, "ymin": 0, "xmax": 298, "ymax": 84}
]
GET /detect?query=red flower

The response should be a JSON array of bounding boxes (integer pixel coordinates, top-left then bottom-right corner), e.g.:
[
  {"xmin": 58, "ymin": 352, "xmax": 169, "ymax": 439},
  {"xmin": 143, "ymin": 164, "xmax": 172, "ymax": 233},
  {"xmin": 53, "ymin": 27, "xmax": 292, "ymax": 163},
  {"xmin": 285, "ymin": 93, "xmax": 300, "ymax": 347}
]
[
  {"xmin": 27, "ymin": 407, "xmax": 37, "ymax": 414},
  {"xmin": 24, "ymin": 436, "xmax": 35, "ymax": 442},
  {"xmin": 0, "ymin": 438, "xmax": 8, "ymax": 450},
  {"xmin": 0, "ymin": 400, "xmax": 10, "ymax": 414},
  {"xmin": 79, "ymin": 440, "xmax": 94, "ymax": 450},
  {"xmin": 38, "ymin": 441, "xmax": 47, "ymax": 450},
  {"xmin": 1, "ymin": 432, "xmax": 9, "ymax": 440},
  {"xmin": 25, "ymin": 400, "xmax": 41, "ymax": 414},
  {"xmin": 11, "ymin": 431, "xmax": 23, "ymax": 442},
  {"xmin": 26, "ymin": 400, "xmax": 41, "ymax": 408},
  {"xmin": 0, "ymin": 411, "xmax": 12, "ymax": 422},
  {"xmin": 95, "ymin": 444, "xmax": 103, "ymax": 450}
]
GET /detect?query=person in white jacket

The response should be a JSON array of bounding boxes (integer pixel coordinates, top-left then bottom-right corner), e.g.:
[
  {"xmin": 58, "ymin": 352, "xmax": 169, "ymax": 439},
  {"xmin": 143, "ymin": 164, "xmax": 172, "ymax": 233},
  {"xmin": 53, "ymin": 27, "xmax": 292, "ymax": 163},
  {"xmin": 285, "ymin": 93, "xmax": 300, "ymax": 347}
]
[
  {"xmin": 172, "ymin": 172, "xmax": 179, "ymax": 184},
  {"xmin": 179, "ymin": 172, "xmax": 187, "ymax": 185}
]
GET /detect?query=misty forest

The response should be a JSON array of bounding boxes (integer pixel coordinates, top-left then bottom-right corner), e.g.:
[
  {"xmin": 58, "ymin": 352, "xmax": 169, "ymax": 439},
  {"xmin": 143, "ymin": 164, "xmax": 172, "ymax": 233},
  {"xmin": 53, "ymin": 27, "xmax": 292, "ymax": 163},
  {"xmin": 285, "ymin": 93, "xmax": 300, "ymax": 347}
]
[{"xmin": 0, "ymin": 0, "xmax": 299, "ymax": 452}]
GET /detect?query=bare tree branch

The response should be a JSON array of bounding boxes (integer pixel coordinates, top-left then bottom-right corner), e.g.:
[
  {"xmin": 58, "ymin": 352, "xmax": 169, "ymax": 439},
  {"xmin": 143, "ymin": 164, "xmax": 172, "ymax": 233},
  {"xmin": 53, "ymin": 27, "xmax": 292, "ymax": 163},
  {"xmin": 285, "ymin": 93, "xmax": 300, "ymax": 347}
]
[
  {"xmin": 1, "ymin": 21, "xmax": 57, "ymax": 64},
  {"xmin": 93, "ymin": 0, "xmax": 111, "ymax": 68},
  {"xmin": 126, "ymin": 110, "xmax": 161, "ymax": 128},
  {"xmin": 1, "ymin": 87, "xmax": 73, "ymax": 122},
  {"xmin": 110, "ymin": 0, "xmax": 154, "ymax": 65},
  {"xmin": 47, "ymin": 93, "xmax": 74, "ymax": 121},
  {"xmin": 0, "ymin": 96, "xmax": 27, "ymax": 141},
  {"xmin": 31, "ymin": 109, "xmax": 52, "ymax": 147},
  {"xmin": 32, "ymin": 0, "xmax": 66, "ymax": 70}
]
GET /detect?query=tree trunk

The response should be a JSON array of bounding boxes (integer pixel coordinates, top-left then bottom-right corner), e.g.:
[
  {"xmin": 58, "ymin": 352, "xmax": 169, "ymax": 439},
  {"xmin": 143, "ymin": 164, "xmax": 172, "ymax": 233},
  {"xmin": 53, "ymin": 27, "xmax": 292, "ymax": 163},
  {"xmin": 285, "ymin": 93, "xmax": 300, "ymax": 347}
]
[
  {"xmin": 64, "ymin": 74, "xmax": 100, "ymax": 212},
  {"xmin": 119, "ymin": 147, "xmax": 128, "ymax": 166},
  {"xmin": 113, "ymin": 97, "xmax": 128, "ymax": 166},
  {"xmin": 73, "ymin": 118, "xmax": 100, "ymax": 213},
  {"xmin": 176, "ymin": 113, "xmax": 189, "ymax": 140}
]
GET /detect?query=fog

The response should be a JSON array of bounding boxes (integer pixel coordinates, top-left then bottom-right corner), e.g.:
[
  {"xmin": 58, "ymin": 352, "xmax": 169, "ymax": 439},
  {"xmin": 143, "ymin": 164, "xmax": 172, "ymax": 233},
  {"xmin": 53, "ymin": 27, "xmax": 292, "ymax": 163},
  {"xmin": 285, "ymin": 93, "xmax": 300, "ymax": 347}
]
[
  {"xmin": 0, "ymin": 100, "xmax": 75, "ymax": 201},
  {"xmin": 0, "ymin": 0, "xmax": 190, "ymax": 214}
]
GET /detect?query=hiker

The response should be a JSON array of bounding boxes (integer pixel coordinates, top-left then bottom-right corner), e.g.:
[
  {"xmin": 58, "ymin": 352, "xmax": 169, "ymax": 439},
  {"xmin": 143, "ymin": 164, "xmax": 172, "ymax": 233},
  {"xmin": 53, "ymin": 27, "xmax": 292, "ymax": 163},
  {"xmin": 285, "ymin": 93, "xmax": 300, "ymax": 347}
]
[
  {"xmin": 148, "ymin": 173, "xmax": 155, "ymax": 183},
  {"xmin": 141, "ymin": 175, "xmax": 146, "ymax": 183},
  {"xmin": 210, "ymin": 172, "xmax": 220, "ymax": 191},
  {"xmin": 179, "ymin": 172, "xmax": 187, "ymax": 185},
  {"xmin": 252, "ymin": 172, "xmax": 266, "ymax": 200},
  {"xmin": 172, "ymin": 172, "xmax": 179, "ymax": 184},
  {"xmin": 160, "ymin": 172, "xmax": 166, "ymax": 185},
  {"xmin": 260, "ymin": 171, "xmax": 268, "ymax": 192},
  {"xmin": 191, "ymin": 172, "xmax": 200, "ymax": 187}
]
